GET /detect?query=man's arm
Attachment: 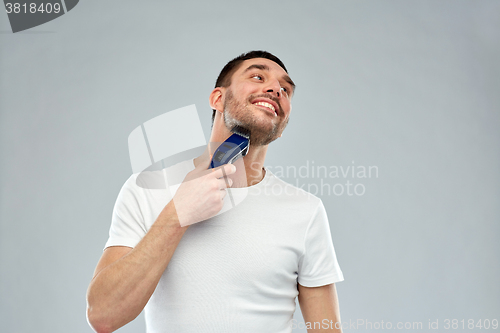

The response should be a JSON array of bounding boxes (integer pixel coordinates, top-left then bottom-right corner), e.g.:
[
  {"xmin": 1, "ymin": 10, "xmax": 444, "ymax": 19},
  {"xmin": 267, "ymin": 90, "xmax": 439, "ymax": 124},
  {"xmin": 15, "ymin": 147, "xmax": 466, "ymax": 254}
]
[
  {"xmin": 298, "ymin": 283, "xmax": 342, "ymax": 333},
  {"xmin": 86, "ymin": 161, "xmax": 235, "ymax": 333},
  {"xmin": 86, "ymin": 202, "xmax": 187, "ymax": 333}
]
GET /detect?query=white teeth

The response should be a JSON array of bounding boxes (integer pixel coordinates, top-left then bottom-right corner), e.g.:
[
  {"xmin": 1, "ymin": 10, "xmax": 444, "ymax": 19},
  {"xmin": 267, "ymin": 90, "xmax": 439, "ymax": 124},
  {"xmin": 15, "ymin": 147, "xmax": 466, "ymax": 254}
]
[{"xmin": 254, "ymin": 101, "xmax": 277, "ymax": 115}]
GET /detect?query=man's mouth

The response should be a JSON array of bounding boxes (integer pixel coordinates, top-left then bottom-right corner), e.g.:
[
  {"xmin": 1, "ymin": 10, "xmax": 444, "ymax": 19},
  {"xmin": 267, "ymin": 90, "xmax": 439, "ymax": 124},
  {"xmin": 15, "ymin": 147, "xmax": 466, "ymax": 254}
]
[{"xmin": 252, "ymin": 100, "xmax": 278, "ymax": 117}]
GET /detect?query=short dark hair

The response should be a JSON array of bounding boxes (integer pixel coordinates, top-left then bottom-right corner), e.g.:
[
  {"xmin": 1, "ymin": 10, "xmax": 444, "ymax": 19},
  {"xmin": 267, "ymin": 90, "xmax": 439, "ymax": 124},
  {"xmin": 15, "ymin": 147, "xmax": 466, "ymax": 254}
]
[{"xmin": 212, "ymin": 51, "xmax": 289, "ymax": 123}]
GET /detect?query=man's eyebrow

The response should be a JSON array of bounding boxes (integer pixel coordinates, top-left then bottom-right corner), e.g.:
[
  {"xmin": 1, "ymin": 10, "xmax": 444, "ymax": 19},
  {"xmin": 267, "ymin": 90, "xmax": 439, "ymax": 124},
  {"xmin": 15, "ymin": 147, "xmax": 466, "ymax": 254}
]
[
  {"xmin": 243, "ymin": 63, "xmax": 296, "ymax": 92},
  {"xmin": 243, "ymin": 64, "xmax": 270, "ymax": 73}
]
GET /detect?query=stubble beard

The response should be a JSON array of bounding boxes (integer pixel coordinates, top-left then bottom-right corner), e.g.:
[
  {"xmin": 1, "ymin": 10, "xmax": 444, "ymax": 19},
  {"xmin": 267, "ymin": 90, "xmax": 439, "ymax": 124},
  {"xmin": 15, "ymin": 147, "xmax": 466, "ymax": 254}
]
[{"xmin": 222, "ymin": 89, "xmax": 289, "ymax": 146}]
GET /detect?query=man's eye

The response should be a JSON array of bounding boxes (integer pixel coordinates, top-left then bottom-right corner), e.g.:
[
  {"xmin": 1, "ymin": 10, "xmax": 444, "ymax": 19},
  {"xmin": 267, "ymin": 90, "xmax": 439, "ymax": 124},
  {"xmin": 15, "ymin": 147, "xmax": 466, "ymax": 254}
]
[
  {"xmin": 252, "ymin": 75, "xmax": 263, "ymax": 80},
  {"xmin": 280, "ymin": 87, "xmax": 290, "ymax": 95}
]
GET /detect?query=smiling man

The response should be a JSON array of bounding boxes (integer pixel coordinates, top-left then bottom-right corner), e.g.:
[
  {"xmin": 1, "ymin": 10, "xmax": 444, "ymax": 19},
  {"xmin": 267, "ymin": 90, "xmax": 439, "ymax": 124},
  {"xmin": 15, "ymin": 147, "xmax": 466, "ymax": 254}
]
[{"xmin": 87, "ymin": 51, "xmax": 344, "ymax": 333}]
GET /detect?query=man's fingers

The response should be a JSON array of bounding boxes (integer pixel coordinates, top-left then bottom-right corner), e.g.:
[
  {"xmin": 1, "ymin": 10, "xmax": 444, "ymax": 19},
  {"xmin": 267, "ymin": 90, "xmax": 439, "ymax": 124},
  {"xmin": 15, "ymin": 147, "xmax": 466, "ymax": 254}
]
[
  {"xmin": 211, "ymin": 164, "xmax": 236, "ymax": 179},
  {"xmin": 220, "ymin": 188, "xmax": 227, "ymax": 199},
  {"xmin": 185, "ymin": 161, "xmax": 236, "ymax": 186},
  {"xmin": 219, "ymin": 177, "xmax": 232, "ymax": 190}
]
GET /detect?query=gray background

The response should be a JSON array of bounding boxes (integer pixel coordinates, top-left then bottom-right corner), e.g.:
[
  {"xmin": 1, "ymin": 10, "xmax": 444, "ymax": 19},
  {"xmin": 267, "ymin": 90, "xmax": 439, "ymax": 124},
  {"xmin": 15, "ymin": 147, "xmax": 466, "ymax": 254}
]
[{"xmin": 1, "ymin": 1, "xmax": 499, "ymax": 332}]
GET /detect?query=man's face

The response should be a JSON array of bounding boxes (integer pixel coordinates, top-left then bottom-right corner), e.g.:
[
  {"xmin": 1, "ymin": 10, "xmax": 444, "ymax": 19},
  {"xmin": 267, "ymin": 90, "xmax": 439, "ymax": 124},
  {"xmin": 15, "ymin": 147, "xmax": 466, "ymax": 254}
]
[{"xmin": 222, "ymin": 58, "xmax": 295, "ymax": 146}]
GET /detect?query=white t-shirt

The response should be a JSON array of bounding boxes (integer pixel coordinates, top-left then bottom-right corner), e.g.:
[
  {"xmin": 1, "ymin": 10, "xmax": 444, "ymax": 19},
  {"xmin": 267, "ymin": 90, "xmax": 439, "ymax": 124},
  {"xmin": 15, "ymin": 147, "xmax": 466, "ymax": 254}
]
[{"xmin": 106, "ymin": 160, "xmax": 344, "ymax": 333}]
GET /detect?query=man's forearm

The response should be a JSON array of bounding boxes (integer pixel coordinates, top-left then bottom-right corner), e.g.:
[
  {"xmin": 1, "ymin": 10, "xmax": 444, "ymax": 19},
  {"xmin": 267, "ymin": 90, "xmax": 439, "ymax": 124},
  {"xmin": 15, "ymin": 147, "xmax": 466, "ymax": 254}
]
[
  {"xmin": 298, "ymin": 283, "xmax": 342, "ymax": 333},
  {"xmin": 86, "ymin": 202, "xmax": 187, "ymax": 333}
]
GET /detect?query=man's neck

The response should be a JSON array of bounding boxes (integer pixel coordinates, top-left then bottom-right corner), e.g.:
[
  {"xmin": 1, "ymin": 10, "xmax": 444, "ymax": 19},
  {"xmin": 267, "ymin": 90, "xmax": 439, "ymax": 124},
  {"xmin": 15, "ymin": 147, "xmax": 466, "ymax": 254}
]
[{"xmin": 238, "ymin": 144, "xmax": 268, "ymax": 187}]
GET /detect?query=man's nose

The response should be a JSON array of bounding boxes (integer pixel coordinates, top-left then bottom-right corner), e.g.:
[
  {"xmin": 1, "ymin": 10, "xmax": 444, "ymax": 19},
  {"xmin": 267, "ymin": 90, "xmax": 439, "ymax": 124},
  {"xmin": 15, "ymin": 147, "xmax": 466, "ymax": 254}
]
[{"xmin": 264, "ymin": 79, "xmax": 282, "ymax": 98}]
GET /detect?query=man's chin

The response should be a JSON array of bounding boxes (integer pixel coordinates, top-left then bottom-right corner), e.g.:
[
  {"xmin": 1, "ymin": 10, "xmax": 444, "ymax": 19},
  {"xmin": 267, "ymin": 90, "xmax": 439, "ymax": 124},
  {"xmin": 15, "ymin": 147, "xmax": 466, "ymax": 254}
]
[
  {"xmin": 248, "ymin": 127, "xmax": 280, "ymax": 146},
  {"xmin": 223, "ymin": 110, "xmax": 284, "ymax": 145}
]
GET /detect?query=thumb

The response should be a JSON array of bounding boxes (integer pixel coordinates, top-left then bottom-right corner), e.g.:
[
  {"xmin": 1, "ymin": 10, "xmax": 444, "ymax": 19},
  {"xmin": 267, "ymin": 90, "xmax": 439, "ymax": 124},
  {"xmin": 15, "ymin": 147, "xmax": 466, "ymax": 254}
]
[
  {"xmin": 193, "ymin": 147, "xmax": 213, "ymax": 171},
  {"xmin": 196, "ymin": 156, "xmax": 212, "ymax": 171}
]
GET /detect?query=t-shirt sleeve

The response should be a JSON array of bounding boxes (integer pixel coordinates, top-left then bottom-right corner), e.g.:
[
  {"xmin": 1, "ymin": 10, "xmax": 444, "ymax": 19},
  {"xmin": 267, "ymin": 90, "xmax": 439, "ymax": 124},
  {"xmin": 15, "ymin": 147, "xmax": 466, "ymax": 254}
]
[
  {"xmin": 297, "ymin": 200, "xmax": 344, "ymax": 287},
  {"xmin": 104, "ymin": 175, "xmax": 148, "ymax": 250}
]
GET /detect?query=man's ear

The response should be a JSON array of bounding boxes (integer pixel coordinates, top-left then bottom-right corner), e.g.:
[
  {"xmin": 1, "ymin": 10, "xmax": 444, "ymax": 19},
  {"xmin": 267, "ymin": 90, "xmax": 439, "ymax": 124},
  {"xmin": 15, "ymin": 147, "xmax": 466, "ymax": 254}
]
[{"xmin": 209, "ymin": 87, "xmax": 225, "ymax": 113}]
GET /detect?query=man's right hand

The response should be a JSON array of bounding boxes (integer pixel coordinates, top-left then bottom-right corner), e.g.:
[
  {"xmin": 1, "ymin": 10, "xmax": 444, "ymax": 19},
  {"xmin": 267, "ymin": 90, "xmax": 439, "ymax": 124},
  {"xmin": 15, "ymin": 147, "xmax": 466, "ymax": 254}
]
[{"xmin": 172, "ymin": 157, "xmax": 236, "ymax": 227}]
